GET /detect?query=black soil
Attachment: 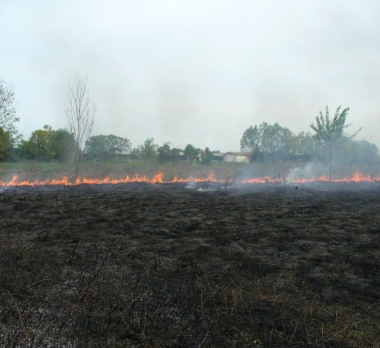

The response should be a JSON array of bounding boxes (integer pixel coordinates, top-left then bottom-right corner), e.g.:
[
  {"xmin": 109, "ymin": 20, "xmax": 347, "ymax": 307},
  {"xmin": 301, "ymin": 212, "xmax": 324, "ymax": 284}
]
[{"xmin": 1, "ymin": 182, "xmax": 380, "ymax": 347}]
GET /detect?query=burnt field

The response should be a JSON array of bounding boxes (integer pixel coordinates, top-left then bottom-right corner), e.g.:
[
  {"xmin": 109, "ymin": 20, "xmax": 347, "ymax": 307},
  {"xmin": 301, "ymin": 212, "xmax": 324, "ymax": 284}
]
[{"xmin": 1, "ymin": 182, "xmax": 380, "ymax": 347}]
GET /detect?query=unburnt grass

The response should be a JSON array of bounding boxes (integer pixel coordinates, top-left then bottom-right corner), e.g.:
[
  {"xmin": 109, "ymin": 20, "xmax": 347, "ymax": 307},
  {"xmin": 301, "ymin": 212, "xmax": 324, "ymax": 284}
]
[{"xmin": 0, "ymin": 182, "xmax": 379, "ymax": 347}]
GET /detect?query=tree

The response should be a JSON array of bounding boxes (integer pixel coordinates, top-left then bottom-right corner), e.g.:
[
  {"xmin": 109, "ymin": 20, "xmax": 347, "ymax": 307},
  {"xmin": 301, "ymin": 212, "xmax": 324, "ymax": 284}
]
[
  {"xmin": 51, "ymin": 129, "xmax": 76, "ymax": 162},
  {"xmin": 129, "ymin": 147, "xmax": 142, "ymax": 160},
  {"xmin": 201, "ymin": 147, "xmax": 214, "ymax": 164},
  {"xmin": 292, "ymin": 131, "xmax": 319, "ymax": 160},
  {"xmin": 85, "ymin": 135, "xmax": 107, "ymax": 160},
  {"xmin": 24, "ymin": 125, "xmax": 54, "ymax": 160},
  {"xmin": 310, "ymin": 106, "xmax": 361, "ymax": 185},
  {"xmin": 64, "ymin": 75, "xmax": 95, "ymax": 179},
  {"xmin": 85, "ymin": 134, "xmax": 131, "ymax": 161},
  {"xmin": 158, "ymin": 142, "xmax": 181, "ymax": 162},
  {"xmin": 240, "ymin": 123, "xmax": 294, "ymax": 160},
  {"xmin": 260, "ymin": 122, "xmax": 293, "ymax": 156},
  {"xmin": 240, "ymin": 125, "xmax": 262, "ymax": 156},
  {"xmin": 158, "ymin": 142, "xmax": 172, "ymax": 162},
  {"xmin": 171, "ymin": 147, "xmax": 181, "ymax": 161},
  {"xmin": 18, "ymin": 126, "xmax": 75, "ymax": 162},
  {"xmin": 0, "ymin": 78, "xmax": 20, "ymax": 141},
  {"xmin": 0, "ymin": 127, "xmax": 13, "ymax": 161},
  {"xmin": 105, "ymin": 135, "xmax": 131, "ymax": 155},
  {"xmin": 335, "ymin": 139, "xmax": 379, "ymax": 167},
  {"xmin": 138, "ymin": 138, "xmax": 158, "ymax": 162},
  {"xmin": 184, "ymin": 144, "xmax": 199, "ymax": 161}
]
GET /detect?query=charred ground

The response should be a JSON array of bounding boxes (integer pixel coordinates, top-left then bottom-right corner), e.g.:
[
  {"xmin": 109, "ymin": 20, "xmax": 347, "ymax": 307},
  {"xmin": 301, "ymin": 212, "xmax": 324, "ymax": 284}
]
[{"xmin": 1, "ymin": 182, "xmax": 380, "ymax": 347}]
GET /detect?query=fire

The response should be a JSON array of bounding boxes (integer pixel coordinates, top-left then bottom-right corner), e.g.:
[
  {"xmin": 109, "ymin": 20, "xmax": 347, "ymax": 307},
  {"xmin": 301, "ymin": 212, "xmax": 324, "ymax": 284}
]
[
  {"xmin": 291, "ymin": 172, "xmax": 378, "ymax": 184},
  {"xmin": 195, "ymin": 172, "xmax": 219, "ymax": 182},
  {"xmin": 170, "ymin": 176, "xmax": 189, "ymax": 183},
  {"xmin": 3, "ymin": 176, "xmax": 72, "ymax": 186},
  {"xmin": 1, "ymin": 171, "xmax": 379, "ymax": 187},
  {"xmin": 242, "ymin": 176, "xmax": 282, "ymax": 184}
]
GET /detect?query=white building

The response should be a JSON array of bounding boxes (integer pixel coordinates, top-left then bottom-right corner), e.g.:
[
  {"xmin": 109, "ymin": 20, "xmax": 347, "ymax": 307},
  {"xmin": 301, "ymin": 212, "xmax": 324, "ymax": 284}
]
[{"xmin": 223, "ymin": 152, "xmax": 251, "ymax": 163}]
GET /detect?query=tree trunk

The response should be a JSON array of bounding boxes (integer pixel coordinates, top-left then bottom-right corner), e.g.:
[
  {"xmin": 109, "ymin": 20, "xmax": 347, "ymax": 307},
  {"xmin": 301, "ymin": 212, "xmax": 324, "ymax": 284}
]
[
  {"xmin": 329, "ymin": 143, "xmax": 333, "ymax": 189},
  {"xmin": 74, "ymin": 144, "xmax": 80, "ymax": 181}
]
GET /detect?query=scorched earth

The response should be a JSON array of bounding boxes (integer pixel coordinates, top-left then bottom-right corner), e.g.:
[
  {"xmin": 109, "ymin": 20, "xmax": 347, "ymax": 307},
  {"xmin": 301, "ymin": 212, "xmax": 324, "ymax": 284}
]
[{"xmin": 1, "ymin": 181, "xmax": 379, "ymax": 347}]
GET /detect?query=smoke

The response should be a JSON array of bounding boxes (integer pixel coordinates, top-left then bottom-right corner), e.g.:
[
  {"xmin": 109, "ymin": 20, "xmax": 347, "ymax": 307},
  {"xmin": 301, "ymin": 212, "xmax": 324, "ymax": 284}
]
[
  {"xmin": 185, "ymin": 179, "xmax": 196, "ymax": 190},
  {"xmin": 185, "ymin": 177, "xmax": 233, "ymax": 192},
  {"xmin": 2, "ymin": 1, "xmax": 380, "ymax": 152},
  {"xmin": 288, "ymin": 161, "xmax": 327, "ymax": 182}
]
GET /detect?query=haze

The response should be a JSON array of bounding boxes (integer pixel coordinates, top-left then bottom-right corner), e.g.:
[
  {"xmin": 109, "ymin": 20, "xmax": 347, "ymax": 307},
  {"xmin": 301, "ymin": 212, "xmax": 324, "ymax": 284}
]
[{"xmin": 1, "ymin": 0, "xmax": 379, "ymax": 152}]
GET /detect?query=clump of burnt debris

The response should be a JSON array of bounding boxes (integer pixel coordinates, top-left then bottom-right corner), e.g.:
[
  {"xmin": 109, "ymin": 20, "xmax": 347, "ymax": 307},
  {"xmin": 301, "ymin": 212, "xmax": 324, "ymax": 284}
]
[{"xmin": 0, "ymin": 183, "xmax": 379, "ymax": 347}]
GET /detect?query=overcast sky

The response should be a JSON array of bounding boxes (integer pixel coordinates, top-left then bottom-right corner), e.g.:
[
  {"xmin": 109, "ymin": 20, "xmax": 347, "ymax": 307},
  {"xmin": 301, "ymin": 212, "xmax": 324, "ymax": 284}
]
[{"xmin": 1, "ymin": 0, "xmax": 380, "ymax": 151}]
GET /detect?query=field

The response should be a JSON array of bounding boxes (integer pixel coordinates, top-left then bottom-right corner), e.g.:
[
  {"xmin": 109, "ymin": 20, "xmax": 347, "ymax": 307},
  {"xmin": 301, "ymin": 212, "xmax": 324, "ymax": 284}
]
[
  {"xmin": 1, "ymin": 159, "xmax": 377, "ymax": 184},
  {"xmin": 1, "ymin": 175, "xmax": 380, "ymax": 347}
]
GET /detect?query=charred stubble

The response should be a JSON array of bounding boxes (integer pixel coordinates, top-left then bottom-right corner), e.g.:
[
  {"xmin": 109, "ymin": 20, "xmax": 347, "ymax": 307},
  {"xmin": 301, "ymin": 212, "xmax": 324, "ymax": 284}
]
[{"xmin": 0, "ymin": 183, "xmax": 379, "ymax": 347}]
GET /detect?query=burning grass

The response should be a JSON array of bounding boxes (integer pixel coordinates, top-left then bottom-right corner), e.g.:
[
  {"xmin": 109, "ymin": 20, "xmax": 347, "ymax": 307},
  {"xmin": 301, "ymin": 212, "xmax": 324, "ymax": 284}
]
[
  {"xmin": 1, "ymin": 161, "xmax": 380, "ymax": 187},
  {"xmin": 1, "ymin": 182, "xmax": 380, "ymax": 347}
]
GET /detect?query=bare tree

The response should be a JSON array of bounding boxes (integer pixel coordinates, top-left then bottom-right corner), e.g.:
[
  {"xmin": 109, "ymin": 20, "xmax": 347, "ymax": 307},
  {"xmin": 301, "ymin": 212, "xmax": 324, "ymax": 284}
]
[{"xmin": 64, "ymin": 75, "xmax": 95, "ymax": 179}]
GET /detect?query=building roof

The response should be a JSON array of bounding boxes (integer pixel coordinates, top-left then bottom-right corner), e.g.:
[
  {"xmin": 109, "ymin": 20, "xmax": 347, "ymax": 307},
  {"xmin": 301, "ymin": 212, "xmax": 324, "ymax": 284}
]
[{"xmin": 223, "ymin": 152, "xmax": 251, "ymax": 156}]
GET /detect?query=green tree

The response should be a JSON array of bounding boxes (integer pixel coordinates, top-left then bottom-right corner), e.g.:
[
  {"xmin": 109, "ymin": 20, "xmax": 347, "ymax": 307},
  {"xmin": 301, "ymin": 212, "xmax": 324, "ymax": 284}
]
[
  {"xmin": 85, "ymin": 134, "xmax": 131, "ymax": 161},
  {"xmin": 158, "ymin": 142, "xmax": 172, "ymax": 162},
  {"xmin": 51, "ymin": 129, "xmax": 76, "ymax": 162},
  {"xmin": 0, "ymin": 127, "xmax": 13, "ymax": 161},
  {"xmin": 292, "ymin": 131, "xmax": 320, "ymax": 159},
  {"xmin": 241, "ymin": 123, "xmax": 295, "ymax": 160},
  {"xmin": 336, "ymin": 139, "xmax": 379, "ymax": 166},
  {"xmin": 19, "ymin": 126, "xmax": 75, "ymax": 162},
  {"xmin": 129, "ymin": 147, "xmax": 141, "ymax": 160},
  {"xmin": 184, "ymin": 144, "xmax": 199, "ymax": 161},
  {"xmin": 0, "ymin": 78, "xmax": 20, "ymax": 143},
  {"xmin": 240, "ymin": 125, "xmax": 262, "ymax": 156},
  {"xmin": 138, "ymin": 138, "xmax": 158, "ymax": 162},
  {"xmin": 201, "ymin": 147, "xmax": 214, "ymax": 164},
  {"xmin": 105, "ymin": 135, "xmax": 131, "ymax": 155},
  {"xmin": 310, "ymin": 106, "xmax": 361, "ymax": 185},
  {"xmin": 85, "ymin": 135, "xmax": 107, "ymax": 160},
  {"xmin": 25, "ymin": 125, "xmax": 54, "ymax": 160},
  {"xmin": 158, "ymin": 142, "xmax": 181, "ymax": 162},
  {"xmin": 260, "ymin": 122, "xmax": 293, "ymax": 155},
  {"xmin": 171, "ymin": 147, "xmax": 181, "ymax": 161}
]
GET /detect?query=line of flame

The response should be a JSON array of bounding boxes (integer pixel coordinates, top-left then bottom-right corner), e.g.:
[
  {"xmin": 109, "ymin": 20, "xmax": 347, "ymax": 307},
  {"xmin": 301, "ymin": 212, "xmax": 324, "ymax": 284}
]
[{"xmin": 1, "ymin": 171, "xmax": 379, "ymax": 187}]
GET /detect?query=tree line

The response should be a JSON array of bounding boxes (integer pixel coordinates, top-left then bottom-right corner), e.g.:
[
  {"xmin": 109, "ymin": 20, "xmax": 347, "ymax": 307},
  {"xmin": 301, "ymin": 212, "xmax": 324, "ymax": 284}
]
[
  {"xmin": 240, "ymin": 107, "xmax": 376, "ymax": 168},
  {"xmin": 1, "ymin": 77, "xmax": 379, "ymax": 174},
  {"xmin": 0, "ymin": 77, "xmax": 218, "ymax": 166},
  {"xmin": 0, "ymin": 123, "xmax": 215, "ymax": 165}
]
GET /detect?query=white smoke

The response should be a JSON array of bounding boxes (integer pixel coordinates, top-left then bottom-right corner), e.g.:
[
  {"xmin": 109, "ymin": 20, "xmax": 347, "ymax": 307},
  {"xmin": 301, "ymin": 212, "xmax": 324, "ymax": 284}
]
[
  {"xmin": 288, "ymin": 161, "xmax": 327, "ymax": 182},
  {"xmin": 185, "ymin": 179, "xmax": 196, "ymax": 189}
]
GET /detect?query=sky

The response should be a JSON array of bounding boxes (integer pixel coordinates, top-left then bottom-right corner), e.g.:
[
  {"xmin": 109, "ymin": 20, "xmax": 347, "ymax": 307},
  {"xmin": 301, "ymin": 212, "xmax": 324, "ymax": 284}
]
[{"xmin": 1, "ymin": 0, "xmax": 380, "ymax": 152}]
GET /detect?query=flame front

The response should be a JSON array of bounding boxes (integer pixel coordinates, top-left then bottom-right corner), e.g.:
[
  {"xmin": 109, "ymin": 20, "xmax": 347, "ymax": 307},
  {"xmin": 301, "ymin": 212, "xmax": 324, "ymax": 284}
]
[{"xmin": 1, "ymin": 171, "xmax": 379, "ymax": 187}]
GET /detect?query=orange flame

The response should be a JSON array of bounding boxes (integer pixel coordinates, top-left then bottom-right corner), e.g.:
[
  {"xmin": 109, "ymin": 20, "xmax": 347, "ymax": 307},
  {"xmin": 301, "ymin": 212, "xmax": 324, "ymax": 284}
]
[
  {"xmin": 242, "ymin": 176, "xmax": 282, "ymax": 184},
  {"xmin": 195, "ymin": 172, "xmax": 219, "ymax": 183},
  {"xmin": 291, "ymin": 172, "xmax": 377, "ymax": 184},
  {"xmin": 1, "ymin": 171, "xmax": 379, "ymax": 187}
]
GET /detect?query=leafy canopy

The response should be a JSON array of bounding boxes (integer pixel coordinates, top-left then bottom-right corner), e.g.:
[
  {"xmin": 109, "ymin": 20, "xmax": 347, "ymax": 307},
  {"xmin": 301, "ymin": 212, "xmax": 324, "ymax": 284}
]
[
  {"xmin": 85, "ymin": 134, "xmax": 131, "ymax": 160},
  {"xmin": 310, "ymin": 106, "xmax": 361, "ymax": 146},
  {"xmin": 137, "ymin": 138, "xmax": 158, "ymax": 161},
  {"xmin": 158, "ymin": 142, "xmax": 181, "ymax": 162},
  {"xmin": 0, "ymin": 127, "xmax": 13, "ymax": 161},
  {"xmin": 0, "ymin": 78, "xmax": 19, "ymax": 139},
  {"xmin": 201, "ymin": 147, "xmax": 214, "ymax": 164},
  {"xmin": 241, "ymin": 122, "xmax": 302, "ymax": 156},
  {"xmin": 19, "ymin": 125, "xmax": 75, "ymax": 161},
  {"xmin": 240, "ymin": 125, "xmax": 262, "ymax": 153},
  {"xmin": 184, "ymin": 144, "xmax": 199, "ymax": 161}
]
